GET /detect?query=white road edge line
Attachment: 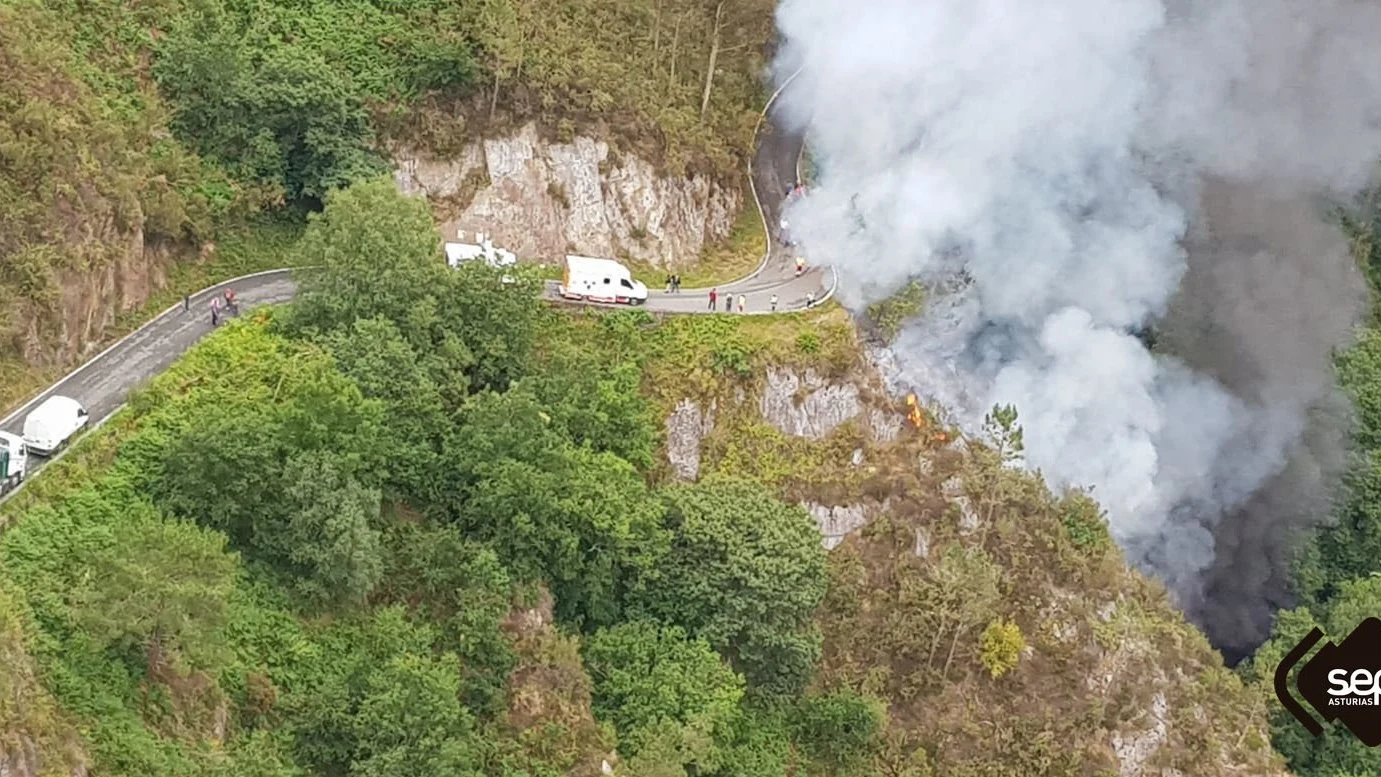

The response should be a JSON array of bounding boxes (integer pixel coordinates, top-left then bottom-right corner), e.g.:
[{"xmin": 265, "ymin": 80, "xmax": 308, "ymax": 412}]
[{"xmin": 0, "ymin": 268, "xmax": 296, "ymax": 430}]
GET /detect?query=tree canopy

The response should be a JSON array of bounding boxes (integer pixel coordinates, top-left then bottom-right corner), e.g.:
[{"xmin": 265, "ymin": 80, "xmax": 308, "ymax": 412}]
[{"xmin": 628, "ymin": 475, "xmax": 829, "ymax": 697}]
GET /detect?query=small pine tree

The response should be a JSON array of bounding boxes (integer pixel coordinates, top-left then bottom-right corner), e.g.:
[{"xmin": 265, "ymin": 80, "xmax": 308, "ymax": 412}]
[{"xmin": 982, "ymin": 403, "xmax": 1024, "ymax": 463}]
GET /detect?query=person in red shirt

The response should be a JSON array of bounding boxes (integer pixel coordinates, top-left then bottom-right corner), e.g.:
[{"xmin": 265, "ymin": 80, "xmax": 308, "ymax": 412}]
[{"xmin": 708, "ymin": 288, "xmax": 718, "ymax": 311}]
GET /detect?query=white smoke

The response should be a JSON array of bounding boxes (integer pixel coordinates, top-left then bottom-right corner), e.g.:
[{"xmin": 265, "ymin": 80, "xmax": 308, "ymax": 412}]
[{"xmin": 772, "ymin": 0, "xmax": 1381, "ymax": 643}]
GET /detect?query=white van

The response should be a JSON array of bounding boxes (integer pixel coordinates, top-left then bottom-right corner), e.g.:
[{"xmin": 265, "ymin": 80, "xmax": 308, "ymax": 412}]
[
  {"xmin": 22, "ymin": 395, "xmax": 89, "ymax": 457},
  {"xmin": 558, "ymin": 256, "xmax": 649, "ymax": 305}
]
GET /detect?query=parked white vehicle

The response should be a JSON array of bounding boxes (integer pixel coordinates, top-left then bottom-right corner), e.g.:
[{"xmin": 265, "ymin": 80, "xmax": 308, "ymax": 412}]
[
  {"xmin": 445, "ymin": 232, "xmax": 518, "ymax": 284},
  {"xmin": 558, "ymin": 256, "xmax": 648, "ymax": 305},
  {"xmin": 22, "ymin": 395, "xmax": 88, "ymax": 457},
  {"xmin": 0, "ymin": 432, "xmax": 28, "ymax": 496}
]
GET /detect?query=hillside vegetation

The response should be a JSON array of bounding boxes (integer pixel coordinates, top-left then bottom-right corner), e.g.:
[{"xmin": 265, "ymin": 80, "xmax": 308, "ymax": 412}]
[
  {"xmin": 0, "ymin": 180, "xmax": 1290, "ymax": 777},
  {"xmin": 0, "ymin": 0, "xmax": 772, "ymax": 374}
]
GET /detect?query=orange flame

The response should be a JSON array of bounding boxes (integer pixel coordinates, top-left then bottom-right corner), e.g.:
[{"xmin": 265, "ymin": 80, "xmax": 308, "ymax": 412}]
[
  {"xmin": 905, "ymin": 393, "xmax": 926, "ymax": 430},
  {"xmin": 905, "ymin": 393, "xmax": 951, "ymax": 444}
]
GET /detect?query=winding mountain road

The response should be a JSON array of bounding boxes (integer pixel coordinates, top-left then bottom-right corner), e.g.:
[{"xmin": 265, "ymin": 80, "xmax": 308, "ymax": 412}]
[
  {"xmin": 545, "ymin": 69, "xmax": 833, "ymax": 314},
  {"xmin": 0, "ymin": 75, "xmax": 827, "ymax": 498}
]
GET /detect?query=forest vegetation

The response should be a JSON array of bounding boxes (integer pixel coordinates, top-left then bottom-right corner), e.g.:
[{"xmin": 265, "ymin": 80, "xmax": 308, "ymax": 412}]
[
  {"xmin": 0, "ymin": 179, "xmax": 1293, "ymax": 777},
  {"xmin": 9, "ymin": 0, "xmax": 1381, "ymax": 773},
  {"xmin": 0, "ymin": 0, "xmax": 773, "ymax": 382}
]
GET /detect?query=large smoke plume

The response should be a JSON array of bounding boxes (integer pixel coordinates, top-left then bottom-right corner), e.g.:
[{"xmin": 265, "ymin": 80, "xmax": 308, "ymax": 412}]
[{"xmin": 770, "ymin": 0, "xmax": 1381, "ymax": 657}]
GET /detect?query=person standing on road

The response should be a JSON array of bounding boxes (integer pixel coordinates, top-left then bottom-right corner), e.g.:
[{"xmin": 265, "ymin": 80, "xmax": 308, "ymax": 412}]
[
  {"xmin": 795, "ymin": 256, "xmax": 805, "ymax": 277},
  {"xmin": 210, "ymin": 296, "xmax": 220, "ymax": 326},
  {"xmin": 708, "ymin": 288, "xmax": 718, "ymax": 311},
  {"xmin": 770, "ymin": 293, "xmax": 779, "ymax": 312},
  {"xmin": 183, "ymin": 294, "xmax": 190, "ymax": 312},
  {"xmin": 673, "ymin": 274, "xmax": 681, "ymax": 293},
  {"xmin": 806, "ymin": 292, "xmax": 816, "ymax": 308},
  {"xmin": 737, "ymin": 294, "xmax": 746, "ymax": 313}
]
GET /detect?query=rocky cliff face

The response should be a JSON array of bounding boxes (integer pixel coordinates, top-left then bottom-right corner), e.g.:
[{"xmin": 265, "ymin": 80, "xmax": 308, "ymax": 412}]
[
  {"xmin": 5, "ymin": 187, "xmax": 175, "ymax": 371},
  {"xmin": 392, "ymin": 123, "xmax": 740, "ymax": 266},
  {"xmin": 657, "ymin": 352, "xmax": 1286, "ymax": 777}
]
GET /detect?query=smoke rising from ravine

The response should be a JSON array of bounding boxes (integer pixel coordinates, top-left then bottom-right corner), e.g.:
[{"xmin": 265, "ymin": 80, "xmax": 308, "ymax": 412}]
[{"xmin": 769, "ymin": 0, "xmax": 1380, "ymax": 656}]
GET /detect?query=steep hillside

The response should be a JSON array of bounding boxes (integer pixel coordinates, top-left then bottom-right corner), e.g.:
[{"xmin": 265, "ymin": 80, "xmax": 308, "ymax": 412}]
[
  {"xmin": 0, "ymin": 171, "xmax": 1297, "ymax": 777},
  {"xmin": 0, "ymin": 587, "xmax": 88, "ymax": 777},
  {"xmin": 0, "ymin": 0, "xmax": 773, "ymax": 382},
  {"xmin": 0, "ymin": 183, "xmax": 846, "ymax": 777},
  {"xmin": 615, "ymin": 307, "xmax": 1289, "ymax": 776}
]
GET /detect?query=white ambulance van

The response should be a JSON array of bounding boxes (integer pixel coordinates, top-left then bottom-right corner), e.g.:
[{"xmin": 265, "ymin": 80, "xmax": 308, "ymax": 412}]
[{"xmin": 558, "ymin": 256, "xmax": 649, "ymax": 305}]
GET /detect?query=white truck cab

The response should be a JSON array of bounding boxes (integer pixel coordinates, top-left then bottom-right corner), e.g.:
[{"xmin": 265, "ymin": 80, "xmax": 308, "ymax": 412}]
[
  {"xmin": 0, "ymin": 432, "xmax": 27, "ymax": 496},
  {"xmin": 558, "ymin": 256, "xmax": 648, "ymax": 305},
  {"xmin": 22, "ymin": 395, "xmax": 89, "ymax": 457}
]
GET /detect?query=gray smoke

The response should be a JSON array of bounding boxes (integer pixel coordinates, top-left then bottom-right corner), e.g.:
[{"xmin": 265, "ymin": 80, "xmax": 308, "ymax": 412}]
[{"xmin": 770, "ymin": 0, "xmax": 1380, "ymax": 654}]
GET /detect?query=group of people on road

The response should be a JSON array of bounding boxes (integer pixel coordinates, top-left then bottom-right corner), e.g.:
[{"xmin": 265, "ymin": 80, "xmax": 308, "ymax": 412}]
[
  {"xmin": 664, "ymin": 274, "xmax": 683, "ymax": 293},
  {"xmin": 706, "ymin": 288, "xmax": 813, "ymax": 313},
  {"xmin": 184, "ymin": 288, "xmax": 240, "ymax": 326}
]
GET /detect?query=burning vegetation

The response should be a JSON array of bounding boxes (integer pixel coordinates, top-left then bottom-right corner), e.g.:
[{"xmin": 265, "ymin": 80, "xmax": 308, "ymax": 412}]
[{"xmin": 905, "ymin": 392, "xmax": 950, "ymax": 445}]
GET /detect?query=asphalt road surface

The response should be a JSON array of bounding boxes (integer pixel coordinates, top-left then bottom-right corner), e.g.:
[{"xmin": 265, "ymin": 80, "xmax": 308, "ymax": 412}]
[
  {"xmin": 0, "ymin": 273, "xmax": 296, "ymax": 489},
  {"xmin": 0, "ymin": 75, "xmax": 826, "ymax": 497}
]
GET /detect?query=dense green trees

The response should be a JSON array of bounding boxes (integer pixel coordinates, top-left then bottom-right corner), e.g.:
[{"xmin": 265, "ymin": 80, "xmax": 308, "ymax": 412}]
[
  {"xmin": 583, "ymin": 619, "xmax": 744, "ymax": 765},
  {"xmin": 1256, "ymin": 216, "xmax": 1381, "ymax": 777},
  {"xmin": 442, "ymin": 386, "xmax": 670, "ymax": 629},
  {"xmin": 629, "ymin": 476, "xmax": 829, "ymax": 697},
  {"xmin": 0, "ymin": 179, "xmax": 853, "ymax": 777},
  {"xmin": 72, "ymin": 507, "xmax": 239, "ymax": 674},
  {"xmin": 1247, "ymin": 578, "xmax": 1381, "ymax": 777},
  {"xmin": 148, "ymin": 350, "xmax": 387, "ymax": 609},
  {"xmin": 153, "ymin": 0, "xmax": 479, "ymax": 204}
]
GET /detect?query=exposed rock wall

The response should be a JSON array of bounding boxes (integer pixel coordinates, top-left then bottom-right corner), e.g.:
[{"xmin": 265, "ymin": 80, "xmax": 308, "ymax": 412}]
[
  {"xmin": 803, "ymin": 500, "xmax": 888, "ymax": 550},
  {"xmin": 658, "ymin": 350, "xmax": 1287, "ymax": 777},
  {"xmin": 759, "ymin": 367, "xmax": 862, "ymax": 440},
  {"xmin": 8, "ymin": 199, "xmax": 173, "ymax": 370},
  {"xmin": 392, "ymin": 123, "xmax": 740, "ymax": 266},
  {"xmin": 665, "ymin": 398, "xmax": 717, "ymax": 482}
]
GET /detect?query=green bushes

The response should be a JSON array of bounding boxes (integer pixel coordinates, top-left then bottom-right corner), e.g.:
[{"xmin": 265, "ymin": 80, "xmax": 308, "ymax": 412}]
[
  {"xmin": 151, "ymin": 0, "xmax": 485, "ymax": 204},
  {"xmin": 0, "ymin": 180, "xmax": 866, "ymax": 777},
  {"xmin": 864, "ymin": 280, "xmax": 925, "ymax": 343}
]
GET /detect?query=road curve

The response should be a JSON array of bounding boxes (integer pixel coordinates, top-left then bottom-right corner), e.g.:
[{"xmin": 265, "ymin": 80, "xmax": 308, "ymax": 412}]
[
  {"xmin": 0, "ymin": 75, "xmax": 826, "ymax": 499},
  {"xmin": 545, "ymin": 67, "xmax": 833, "ymax": 315}
]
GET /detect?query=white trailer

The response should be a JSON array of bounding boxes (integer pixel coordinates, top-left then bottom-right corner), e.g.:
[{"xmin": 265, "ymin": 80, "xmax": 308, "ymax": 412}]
[
  {"xmin": 22, "ymin": 395, "xmax": 88, "ymax": 457},
  {"xmin": 558, "ymin": 256, "xmax": 648, "ymax": 305},
  {"xmin": 0, "ymin": 432, "xmax": 28, "ymax": 496}
]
